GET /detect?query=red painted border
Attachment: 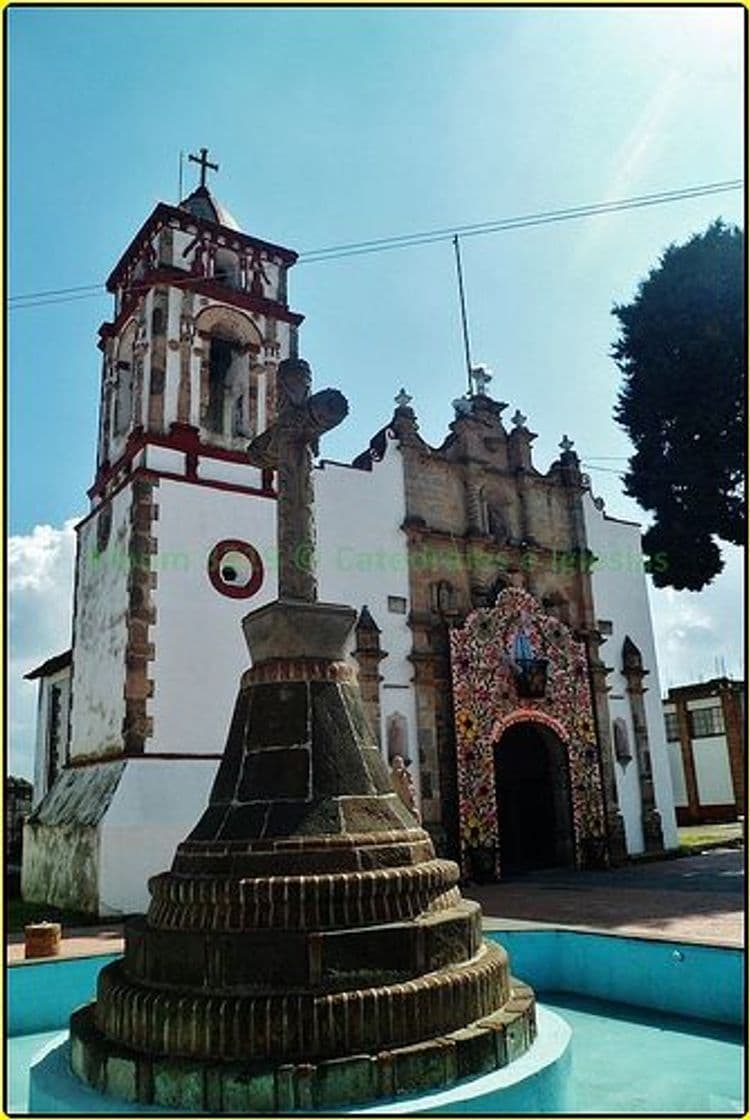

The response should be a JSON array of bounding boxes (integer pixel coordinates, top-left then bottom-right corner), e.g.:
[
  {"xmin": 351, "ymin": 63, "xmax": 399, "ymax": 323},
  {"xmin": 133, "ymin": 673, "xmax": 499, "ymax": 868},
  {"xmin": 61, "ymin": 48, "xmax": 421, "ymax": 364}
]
[
  {"xmin": 207, "ymin": 538, "xmax": 265, "ymax": 599},
  {"xmin": 78, "ymin": 465, "xmax": 275, "ymax": 533},
  {"xmin": 89, "ymin": 425, "xmax": 277, "ymax": 499},
  {"xmin": 106, "ymin": 202, "xmax": 298, "ymax": 290},
  {"xmin": 100, "ymin": 266, "xmax": 303, "ymax": 343}
]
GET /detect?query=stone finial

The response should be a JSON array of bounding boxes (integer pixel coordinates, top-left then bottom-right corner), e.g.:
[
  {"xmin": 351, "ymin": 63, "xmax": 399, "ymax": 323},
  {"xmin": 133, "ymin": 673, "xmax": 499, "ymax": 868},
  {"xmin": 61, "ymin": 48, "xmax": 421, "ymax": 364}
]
[
  {"xmin": 394, "ymin": 387, "xmax": 412, "ymax": 409},
  {"xmin": 452, "ymin": 396, "xmax": 472, "ymax": 418},
  {"xmin": 511, "ymin": 410, "xmax": 527, "ymax": 429},
  {"xmin": 559, "ymin": 434, "xmax": 575, "ymax": 453},
  {"xmin": 469, "ymin": 364, "xmax": 492, "ymax": 397},
  {"xmin": 356, "ymin": 604, "xmax": 381, "ymax": 634}
]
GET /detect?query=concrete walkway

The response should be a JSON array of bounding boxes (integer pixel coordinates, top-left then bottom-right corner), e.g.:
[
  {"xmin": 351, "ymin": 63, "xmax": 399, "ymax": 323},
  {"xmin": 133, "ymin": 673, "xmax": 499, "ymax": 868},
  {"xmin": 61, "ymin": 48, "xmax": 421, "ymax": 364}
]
[
  {"xmin": 7, "ymin": 849, "xmax": 743, "ymax": 964},
  {"xmin": 465, "ymin": 849, "xmax": 744, "ymax": 947}
]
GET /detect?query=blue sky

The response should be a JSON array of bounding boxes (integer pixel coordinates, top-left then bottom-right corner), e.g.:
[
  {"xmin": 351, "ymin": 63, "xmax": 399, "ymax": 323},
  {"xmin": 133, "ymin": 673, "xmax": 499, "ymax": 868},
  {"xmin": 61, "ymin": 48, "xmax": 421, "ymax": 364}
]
[{"xmin": 8, "ymin": 6, "xmax": 745, "ymax": 775}]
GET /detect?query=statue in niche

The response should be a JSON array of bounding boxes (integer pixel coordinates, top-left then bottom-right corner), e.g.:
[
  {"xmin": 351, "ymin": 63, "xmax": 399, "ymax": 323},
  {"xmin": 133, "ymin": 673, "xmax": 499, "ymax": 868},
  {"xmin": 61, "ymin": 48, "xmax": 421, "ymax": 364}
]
[
  {"xmin": 511, "ymin": 611, "xmax": 535, "ymax": 666},
  {"xmin": 487, "ymin": 504, "xmax": 508, "ymax": 544},
  {"xmin": 386, "ymin": 712, "xmax": 409, "ymax": 761},
  {"xmin": 432, "ymin": 580, "xmax": 458, "ymax": 616},
  {"xmin": 248, "ymin": 249, "xmax": 270, "ymax": 299},
  {"xmin": 612, "ymin": 718, "xmax": 632, "ymax": 766},
  {"xmin": 510, "ymin": 611, "xmax": 548, "ymax": 698},
  {"xmin": 390, "ymin": 755, "xmax": 420, "ymax": 821}
]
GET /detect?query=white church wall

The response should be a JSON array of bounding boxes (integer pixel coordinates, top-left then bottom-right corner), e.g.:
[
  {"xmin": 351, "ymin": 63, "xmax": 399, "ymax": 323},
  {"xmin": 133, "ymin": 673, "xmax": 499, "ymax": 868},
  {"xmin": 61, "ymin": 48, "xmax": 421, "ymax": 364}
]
[
  {"xmin": 144, "ymin": 445, "xmax": 186, "ymax": 473},
  {"xmin": 148, "ymin": 478, "xmax": 278, "ymax": 757},
  {"xmin": 608, "ymin": 697, "xmax": 645, "ymax": 852},
  {"xmin": 69, "ymin": 487, "xmax": 132, "ymax": 761},
  {"xmin": 197, "ymin": 458, "xmax": 265, "ymax": 488},
  {"xmin": 99, "ymin": 758, "xmax": 220, "ymax": 916},
  {"xmin": 582, "ymin": 493, "xmax": 679, "ymax": 852},
  {"xmin": 147, "ymin": 435, "xmax": 414, "ymax": 767},
  {"xmin": 171, "ymin": 229, "xmax": 194, "ymax": 266},
  {"xmin": 315, "ymin": 434, "xmax": 419, "ymax": 792}
]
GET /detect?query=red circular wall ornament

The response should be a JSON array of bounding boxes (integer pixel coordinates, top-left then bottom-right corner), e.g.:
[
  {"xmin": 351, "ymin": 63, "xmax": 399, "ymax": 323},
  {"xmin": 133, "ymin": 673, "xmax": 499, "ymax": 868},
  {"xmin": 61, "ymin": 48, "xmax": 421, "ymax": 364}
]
[{"xmin": 207, "ymin": 539, "xmax": 264, "ymax": 599}]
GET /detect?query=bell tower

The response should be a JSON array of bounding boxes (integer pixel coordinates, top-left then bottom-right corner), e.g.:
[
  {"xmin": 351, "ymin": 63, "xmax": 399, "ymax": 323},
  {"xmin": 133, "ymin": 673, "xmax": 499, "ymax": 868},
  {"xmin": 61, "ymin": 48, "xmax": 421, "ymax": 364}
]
[
  {"xmin": 92, "ymin": 149, "xmax": 302, "ymax": 503},
  {"xmin": 22, "ymin": 155, "xmax": 311, "ymax": 915}
]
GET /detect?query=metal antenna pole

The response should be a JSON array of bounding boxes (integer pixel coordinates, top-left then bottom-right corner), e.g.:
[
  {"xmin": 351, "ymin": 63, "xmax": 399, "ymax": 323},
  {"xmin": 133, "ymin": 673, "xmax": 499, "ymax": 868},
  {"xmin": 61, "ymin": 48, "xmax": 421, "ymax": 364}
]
[
  {"xmin": 178, "ymin": 151, "xmax": 184, "ymax": 200},
  {"xmin": 453, "ymin": 235, "xmax": 473, "ymax": 395}
]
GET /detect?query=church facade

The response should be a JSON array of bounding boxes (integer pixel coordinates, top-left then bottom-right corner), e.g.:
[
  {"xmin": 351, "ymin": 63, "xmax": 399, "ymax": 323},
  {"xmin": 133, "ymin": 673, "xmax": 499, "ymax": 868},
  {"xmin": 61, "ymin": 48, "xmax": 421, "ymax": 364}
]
[{"xmin": 22, "ymin": 172, "xmax": 678, "ymax": 915}]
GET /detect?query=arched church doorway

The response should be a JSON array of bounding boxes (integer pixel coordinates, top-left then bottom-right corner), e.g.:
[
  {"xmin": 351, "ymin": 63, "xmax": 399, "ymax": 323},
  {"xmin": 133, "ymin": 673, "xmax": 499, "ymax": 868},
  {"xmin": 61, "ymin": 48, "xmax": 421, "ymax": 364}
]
[{"xmin": 494, "ymin": 721, "xmax": 574, "ymax": 875}]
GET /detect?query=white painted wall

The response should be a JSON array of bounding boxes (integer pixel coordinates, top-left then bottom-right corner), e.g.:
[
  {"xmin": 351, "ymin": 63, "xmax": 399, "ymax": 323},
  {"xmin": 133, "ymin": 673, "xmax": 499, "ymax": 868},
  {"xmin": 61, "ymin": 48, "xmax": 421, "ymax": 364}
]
[
  {"xmin": 99, "ymin": 758, "xmax": 220, "ymax": 915},
  {"xmin": 171, "ymin": 229, "xmax": 194, "ymax": 266},
  {"xmin": 692, "ymin": 738, "xmax": 735, "ymax": 806},
  {"xmin": 197, "ymin": 459, "xmax": 265, "ymax": 487},
  {"xmin": 149, "ymin": 434, "xmax": 415, "ymax": 764},
  {"xmin": 583, "ymin": 493, "xmax": 679, "ymax": 852},
  {"xmin": 609, "ymin": 700, "xmax": 645, "ymax": 852},
  {"xmin": 667, "ymin": 744, "xmax": 689, "ymax": 807},
  {"xmin": 144, "ymin": 445, "xmax": 186, "ymax": 473},
  {"xmin": 148, "ymin": 478, "xmax": 277, "ymax": 757},
  {"xmin": 316, "ymin": 433, "xmax": 418, "ymax": 790},
  {"xmin": 69, "ymin": 489, "xmax": 132, "ymax": 760}
]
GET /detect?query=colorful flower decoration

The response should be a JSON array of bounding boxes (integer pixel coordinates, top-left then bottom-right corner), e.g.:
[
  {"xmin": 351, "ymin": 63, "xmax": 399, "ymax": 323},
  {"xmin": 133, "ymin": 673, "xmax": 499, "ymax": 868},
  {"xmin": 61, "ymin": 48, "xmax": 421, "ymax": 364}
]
[{"xmin": 450, "ymin": 587, "xmax": 607, "ymax": 877}]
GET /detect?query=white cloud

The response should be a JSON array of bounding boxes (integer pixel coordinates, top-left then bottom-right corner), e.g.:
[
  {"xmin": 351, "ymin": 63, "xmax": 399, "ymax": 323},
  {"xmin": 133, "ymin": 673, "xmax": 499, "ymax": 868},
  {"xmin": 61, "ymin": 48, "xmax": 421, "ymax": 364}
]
[
  {"xmin": 8, "ymin": 518, "xmax": 79, "ymax": 781},
  {"xmin": 648, "ymin": 545, "xmax": 745, "ymax": 691}
]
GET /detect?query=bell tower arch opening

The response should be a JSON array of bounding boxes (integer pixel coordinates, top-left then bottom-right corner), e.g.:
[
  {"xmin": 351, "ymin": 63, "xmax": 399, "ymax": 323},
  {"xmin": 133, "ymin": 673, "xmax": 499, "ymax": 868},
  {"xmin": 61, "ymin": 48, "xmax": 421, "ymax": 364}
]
[
  {"xmin": 494, "ymin": 720, "xmax": 575, "ymax": 875},
  {"xmin": 195, "ymin": 305, "xmax": 263, "ymax": 446}
]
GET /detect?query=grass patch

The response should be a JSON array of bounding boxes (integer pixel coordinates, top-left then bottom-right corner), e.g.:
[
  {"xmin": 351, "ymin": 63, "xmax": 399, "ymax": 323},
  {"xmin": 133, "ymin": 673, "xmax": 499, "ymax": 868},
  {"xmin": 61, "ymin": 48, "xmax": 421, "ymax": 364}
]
[{"xmin": 677, "ymin": 822, "xmax": 743, "ymax": 853}]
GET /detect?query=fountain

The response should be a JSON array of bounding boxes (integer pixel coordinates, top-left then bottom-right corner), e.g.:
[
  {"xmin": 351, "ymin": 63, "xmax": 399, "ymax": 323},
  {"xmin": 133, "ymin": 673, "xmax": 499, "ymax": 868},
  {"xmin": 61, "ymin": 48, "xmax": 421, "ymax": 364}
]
[{"xmin": 58, "ymin": 360, "xmax": 551, "ymax": 1111}]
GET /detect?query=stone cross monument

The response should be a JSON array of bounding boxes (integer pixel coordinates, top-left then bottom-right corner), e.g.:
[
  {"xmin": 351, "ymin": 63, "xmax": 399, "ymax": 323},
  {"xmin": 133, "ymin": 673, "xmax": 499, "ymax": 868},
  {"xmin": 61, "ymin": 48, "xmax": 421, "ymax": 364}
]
[
  {"xmin": 247, "ymin": 358, "xmax": 347, "ymax": 602},
  {"xmin": 68, "ymin": 357, "xmax": 536, "ymax": 1112}
]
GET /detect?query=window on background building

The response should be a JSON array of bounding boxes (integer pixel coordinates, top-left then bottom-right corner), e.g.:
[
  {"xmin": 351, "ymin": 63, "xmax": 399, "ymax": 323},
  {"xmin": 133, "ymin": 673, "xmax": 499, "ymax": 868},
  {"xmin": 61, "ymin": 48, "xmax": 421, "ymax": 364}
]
[
  {"xmin": 664, "ymin": 712, "xmax": 681, "ymax": 741},
  {"xmin": 689, "ymin": 706, "xmax": 725, "ymax": 738}
]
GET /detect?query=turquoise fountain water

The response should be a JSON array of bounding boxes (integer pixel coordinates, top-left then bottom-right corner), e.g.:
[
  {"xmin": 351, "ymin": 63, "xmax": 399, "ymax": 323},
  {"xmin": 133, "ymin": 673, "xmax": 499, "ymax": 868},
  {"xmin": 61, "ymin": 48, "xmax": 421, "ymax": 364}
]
[{"xmin": 8, "ymin": 929, "xmax": 744, "ymax": 1115}]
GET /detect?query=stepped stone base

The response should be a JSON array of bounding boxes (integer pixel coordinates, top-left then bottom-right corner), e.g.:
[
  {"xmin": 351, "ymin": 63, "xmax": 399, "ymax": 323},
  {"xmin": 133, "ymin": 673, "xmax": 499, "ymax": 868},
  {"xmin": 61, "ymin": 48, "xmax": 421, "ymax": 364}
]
[
  {"xmin": 69, "ymin": 600, "xmax": 537, "ymax": 1111},
  {"xmin": 70, "ymin": 981, "xmax": 535, "ymax": 1111}
]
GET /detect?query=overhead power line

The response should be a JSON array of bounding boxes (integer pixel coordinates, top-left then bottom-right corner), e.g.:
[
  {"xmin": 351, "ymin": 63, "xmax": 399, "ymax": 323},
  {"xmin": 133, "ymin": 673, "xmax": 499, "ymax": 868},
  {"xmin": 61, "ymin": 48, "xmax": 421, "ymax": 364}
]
[{"xmin": 8, "ymin": 178, "xmax": 742, "ymax": 310}]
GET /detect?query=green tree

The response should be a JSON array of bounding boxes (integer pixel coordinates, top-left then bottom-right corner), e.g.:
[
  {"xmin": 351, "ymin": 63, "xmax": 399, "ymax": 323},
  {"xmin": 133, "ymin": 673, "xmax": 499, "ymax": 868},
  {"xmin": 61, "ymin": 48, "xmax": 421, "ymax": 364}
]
[{"xmin": 612, "ymin": 220, "xmax": 745, "ymax": 591}]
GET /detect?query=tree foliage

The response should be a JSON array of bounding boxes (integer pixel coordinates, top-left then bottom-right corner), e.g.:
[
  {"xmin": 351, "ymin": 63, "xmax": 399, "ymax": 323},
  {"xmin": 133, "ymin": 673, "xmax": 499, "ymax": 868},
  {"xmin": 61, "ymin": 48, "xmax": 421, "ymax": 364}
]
[{"xmin": 612, "ymin": 220, "xmax": 745, "ymax": 591}]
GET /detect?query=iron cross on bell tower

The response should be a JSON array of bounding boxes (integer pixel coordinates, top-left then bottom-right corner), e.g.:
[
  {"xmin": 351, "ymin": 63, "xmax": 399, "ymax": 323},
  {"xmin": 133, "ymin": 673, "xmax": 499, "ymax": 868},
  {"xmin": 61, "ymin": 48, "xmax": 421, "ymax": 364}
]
[{"xmin": 188, "ymin": 146, "xmax": 219, "ymax": 188}]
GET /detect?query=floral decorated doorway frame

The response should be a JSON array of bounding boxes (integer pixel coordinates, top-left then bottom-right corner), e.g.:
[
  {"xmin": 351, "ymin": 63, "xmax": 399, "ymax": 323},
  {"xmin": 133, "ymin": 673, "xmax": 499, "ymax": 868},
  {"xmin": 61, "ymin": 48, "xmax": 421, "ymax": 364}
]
[{"xmin": 450, "ymin": 587, "xmax": 608, "ymax": 878}]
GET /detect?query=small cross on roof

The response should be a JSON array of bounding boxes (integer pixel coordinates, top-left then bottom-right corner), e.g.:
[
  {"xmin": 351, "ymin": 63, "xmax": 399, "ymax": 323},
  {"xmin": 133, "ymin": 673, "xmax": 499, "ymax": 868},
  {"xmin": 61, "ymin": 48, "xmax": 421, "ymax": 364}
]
[
  {"xmin": 470, "ymin": 364, "xmax": 492, "ymax": 396},
  {"xmin": 189, "ymin": 147, "xmax": 219, "ymax": 188},
  {"xmin": 559, "ymin": 434, "xmax": 575, "ymax": 453}
]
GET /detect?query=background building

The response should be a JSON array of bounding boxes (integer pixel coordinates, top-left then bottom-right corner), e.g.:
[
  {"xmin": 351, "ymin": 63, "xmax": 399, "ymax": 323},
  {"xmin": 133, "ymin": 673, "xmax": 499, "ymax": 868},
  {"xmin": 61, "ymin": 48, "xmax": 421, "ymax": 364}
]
[{"xmin": 664, "ymin": 678, "xmax": 745, "ymax": 825}]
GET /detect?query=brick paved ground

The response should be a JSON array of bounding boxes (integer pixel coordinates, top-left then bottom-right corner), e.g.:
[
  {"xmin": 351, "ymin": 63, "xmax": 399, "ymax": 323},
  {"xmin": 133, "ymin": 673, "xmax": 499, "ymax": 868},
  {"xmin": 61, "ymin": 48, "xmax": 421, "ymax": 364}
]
[
  {"xmin": 7, "ymin": 849, "xmax": 743, "ymax": 964},
  {"xmin": 466, "ymin": 849, "xmax": 744, "ymax": 947}
]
